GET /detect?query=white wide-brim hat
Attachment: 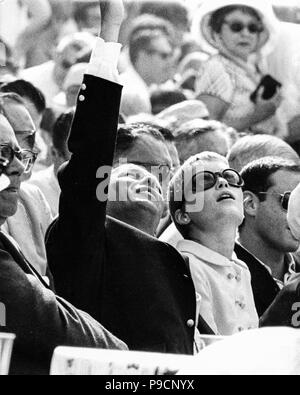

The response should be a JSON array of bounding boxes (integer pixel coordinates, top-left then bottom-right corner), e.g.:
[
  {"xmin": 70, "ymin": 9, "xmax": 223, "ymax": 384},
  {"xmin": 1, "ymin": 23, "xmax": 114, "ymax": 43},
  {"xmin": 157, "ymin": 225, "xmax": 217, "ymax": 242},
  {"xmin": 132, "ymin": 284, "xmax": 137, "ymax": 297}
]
[{"xmin": 191, "ymin": 0, "xmax": 280, "ymax": 55}]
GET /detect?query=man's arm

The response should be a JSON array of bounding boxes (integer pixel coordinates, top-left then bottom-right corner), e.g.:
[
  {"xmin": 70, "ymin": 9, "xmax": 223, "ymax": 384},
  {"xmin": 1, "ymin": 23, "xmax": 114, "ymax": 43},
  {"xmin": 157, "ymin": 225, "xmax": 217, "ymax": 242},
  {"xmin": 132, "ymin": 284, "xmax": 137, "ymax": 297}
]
[
  {"xmin": 46, "ymin": 0, "xmax": 124, "ymax": 312},
  {"xmin": 0, "ymin": 249, "xmax": 127, "ymax": 372}
]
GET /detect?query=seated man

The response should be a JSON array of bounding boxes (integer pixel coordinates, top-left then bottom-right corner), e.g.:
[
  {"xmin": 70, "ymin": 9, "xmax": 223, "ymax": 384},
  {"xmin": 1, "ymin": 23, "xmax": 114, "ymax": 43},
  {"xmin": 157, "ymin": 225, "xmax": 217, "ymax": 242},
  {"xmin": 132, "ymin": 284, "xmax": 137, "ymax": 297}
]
[
  {"xmin": 236, "ymin": 157, "xmax": 300, "ymax": 318},
  {"xmin": 169, "ymin": 152, "xmax": 259, "ymax": 335},
  {"xmin": 0, "ymin": 82, "xmax": 125, "ymax": 374},
  {"xmin": 0, "ymin": 0, "xmax": 128, "ymax": 375},
  {"xmin": 0, "ymin": 92, "xmax": 52, "ymax": 276},
  {"xmin": 46, "ymin": 0, "xmax": 210, "ymax": 355}
]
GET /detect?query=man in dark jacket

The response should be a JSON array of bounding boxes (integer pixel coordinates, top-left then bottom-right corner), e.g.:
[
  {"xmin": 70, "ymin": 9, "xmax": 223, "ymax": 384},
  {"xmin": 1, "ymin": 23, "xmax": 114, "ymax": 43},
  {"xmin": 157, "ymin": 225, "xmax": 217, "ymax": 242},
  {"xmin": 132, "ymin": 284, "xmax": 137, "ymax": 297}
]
[
  {"xmin": 46, "ymin": 0, "xmax": 208, "ymax": 355},
  {"xmin": 0, "ymin": 1, "xmax": 128, "ymax": 375}
]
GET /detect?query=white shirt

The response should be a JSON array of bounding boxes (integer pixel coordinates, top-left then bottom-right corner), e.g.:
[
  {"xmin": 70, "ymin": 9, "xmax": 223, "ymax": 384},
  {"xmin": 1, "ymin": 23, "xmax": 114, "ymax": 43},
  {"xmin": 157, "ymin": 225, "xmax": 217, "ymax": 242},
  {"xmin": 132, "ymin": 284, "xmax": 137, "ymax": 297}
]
[
  {"xmin": 2, "ymin": 183, "xmax": 53, "ymax": 276},
  {"xmin": 120, "ymin": 64, "xmax": 152, "ymax": 116},
  {"xmin": 178, "ymin": 240, "xmax": 259, "ymax": 336},
  {"xmin": 28, "ymin": 165, "xmax": 60, "ymax": 218},
  {"xmin": 159, "ymin": 222, "xmax": 183, "ymax": 248},
  {"xmin": 20, "ymin": 61, "xmax": 59, "ymax": 107}
]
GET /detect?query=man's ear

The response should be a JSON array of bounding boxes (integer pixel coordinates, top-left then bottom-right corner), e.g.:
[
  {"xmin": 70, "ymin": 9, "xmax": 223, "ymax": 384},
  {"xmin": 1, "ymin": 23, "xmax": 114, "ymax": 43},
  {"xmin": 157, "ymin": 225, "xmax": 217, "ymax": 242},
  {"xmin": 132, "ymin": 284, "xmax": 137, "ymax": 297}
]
[
  {"xmin": 174, "ymin": 209, "xmax": 191, "ymax": 226},
  {"xmin": 243, "ymin": 191, "xmax": 260, "ymax": 217}
]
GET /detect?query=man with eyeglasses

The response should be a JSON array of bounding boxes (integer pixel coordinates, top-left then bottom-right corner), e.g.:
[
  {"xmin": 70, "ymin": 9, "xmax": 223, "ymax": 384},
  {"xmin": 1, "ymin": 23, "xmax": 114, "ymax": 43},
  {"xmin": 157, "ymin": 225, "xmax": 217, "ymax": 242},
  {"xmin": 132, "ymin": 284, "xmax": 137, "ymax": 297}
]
[
  {"xmin": 0, "ymin": 93, "xmax": 53, "ymax": 277},
  {"xmin": 46, "ymin": 0, "xmax": 214, "ymax": 356},
  {"xmin": 236, "ymin": 157, "xmax": 300, "ymax": 319}
]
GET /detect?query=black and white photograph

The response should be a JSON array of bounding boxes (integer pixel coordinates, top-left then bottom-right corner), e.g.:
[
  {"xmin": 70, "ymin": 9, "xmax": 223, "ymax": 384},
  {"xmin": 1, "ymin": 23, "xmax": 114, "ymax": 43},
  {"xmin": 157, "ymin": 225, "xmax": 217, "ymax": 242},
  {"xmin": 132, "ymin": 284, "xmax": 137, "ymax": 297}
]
[{"xmin": 0, "ymin": 0, "xmax": 300, "ymax": 378}]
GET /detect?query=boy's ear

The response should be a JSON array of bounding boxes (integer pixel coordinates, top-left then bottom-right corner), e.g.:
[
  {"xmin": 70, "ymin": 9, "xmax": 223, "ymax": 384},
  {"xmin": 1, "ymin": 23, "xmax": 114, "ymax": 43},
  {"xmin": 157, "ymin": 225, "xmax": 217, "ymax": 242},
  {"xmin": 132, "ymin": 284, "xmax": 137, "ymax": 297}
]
[
  {"xmin": 175, "ymin": 209, "xmax": 191, "ymax": 226},
  {"xmin": 243, "ymin": 191, "xmax": 260, "ymax": 218}
]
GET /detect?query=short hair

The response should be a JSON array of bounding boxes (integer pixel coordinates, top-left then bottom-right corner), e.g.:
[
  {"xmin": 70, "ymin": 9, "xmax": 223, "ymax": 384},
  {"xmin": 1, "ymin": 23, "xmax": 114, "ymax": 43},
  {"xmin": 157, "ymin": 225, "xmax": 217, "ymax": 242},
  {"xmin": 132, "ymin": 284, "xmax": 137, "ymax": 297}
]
[
  {"xmin": 150, "ymin": 87, "xmax": 187, "ymax": 115},
  {"xmin": 128, "ymin": 14, "xmax": 176, "ymax": 43},
  {"xmin": 52, "ymin": 110, "xmax": 73, "ymax": 157},
  {"xmin": 0, "ymin": 79, "xmax": 46, "ymax": 114},
  {"xmin": 0, "ymin": 92, "xmax": 35, "ymax": 148},
  {"xmin": 157, "ymin": 127, "xmax": 175, "ymax": 143},
  {"xmin": 169, "ymin": 152, "xmax": 228, "ymax": 237},
  {"xmin": 139, "ymin": 1, "xmax": 189, "ymax": 33},
  {"xmin": 0, "ymin": 37, "xmax": 18, "ymax": 75},
  {"xmin": 228, "ymin": 134, "xmax": 299, "ymax": 172},
  {"xmin": 129, "ymin": 29, "xmax": 173, "ymax": 65},
  {"xmin": 73, "ymin": 1, "xmax": 98, "ymax": 25},
  {"xmin": 115, "ymin": 123, "xmax": 165, "ymax": 161},
  {"xmin": 210, "ymin": 5, "xmax": 262, "ymax": 34},
  {"xmin": 241, "ymin": 157, "xmax": 300, "ymax": 202},
  {"xmin": 175, "ymin": 119, "xmax": 231, "ymax": 163}
]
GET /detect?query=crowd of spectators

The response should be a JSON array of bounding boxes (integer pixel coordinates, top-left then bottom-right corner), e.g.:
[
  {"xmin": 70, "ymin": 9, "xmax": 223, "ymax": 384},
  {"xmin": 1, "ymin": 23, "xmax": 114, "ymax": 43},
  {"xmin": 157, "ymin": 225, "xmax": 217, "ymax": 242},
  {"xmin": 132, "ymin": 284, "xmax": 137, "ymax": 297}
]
[{"xmin": 1, "ymin": 0, "xmax": 300, "ymax": 375}]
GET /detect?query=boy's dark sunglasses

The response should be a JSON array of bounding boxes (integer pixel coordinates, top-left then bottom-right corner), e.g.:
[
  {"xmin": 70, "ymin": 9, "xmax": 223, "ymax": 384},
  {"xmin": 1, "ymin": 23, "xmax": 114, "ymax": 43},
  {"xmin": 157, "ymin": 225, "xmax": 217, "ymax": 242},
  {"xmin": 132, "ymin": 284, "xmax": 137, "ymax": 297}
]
[
  {"xmin": 0, "ymin": 144, "xmax": 38, "ymax": 174},
  {"xmin": 192, "ymin": 169, "xmax": 244, "ymax": 192},
  {"xmin": 258, "ymin": 191, "xmax": 291, "ymax": 211},
  {"xmin": 224, "ymin": 20, "xmax": 264, "ymax": 34}
]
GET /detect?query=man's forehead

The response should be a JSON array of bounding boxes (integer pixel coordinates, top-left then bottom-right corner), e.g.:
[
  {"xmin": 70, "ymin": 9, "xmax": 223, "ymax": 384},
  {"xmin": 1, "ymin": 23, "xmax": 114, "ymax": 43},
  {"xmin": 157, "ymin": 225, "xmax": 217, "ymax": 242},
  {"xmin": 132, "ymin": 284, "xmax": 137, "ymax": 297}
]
[
  {"xmin": 3, "ymin": 101, "xmax": 35, "ymax": 130},
  {"xmin": 128, "ymin": 134, "xmax": 172, "ymax": 164},
  {"xmin": 0, "ymin": 114, "xmax": 18, "ymax": 146}
]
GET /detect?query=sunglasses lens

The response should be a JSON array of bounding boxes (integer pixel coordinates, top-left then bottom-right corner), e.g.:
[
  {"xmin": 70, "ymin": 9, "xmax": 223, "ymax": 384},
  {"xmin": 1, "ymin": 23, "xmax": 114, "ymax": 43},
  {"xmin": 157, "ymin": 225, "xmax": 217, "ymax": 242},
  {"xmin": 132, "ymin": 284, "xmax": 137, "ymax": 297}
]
[
  {"xmin": 282, "ymin": 193, "xmax": 291, "ymax": 211},
  {"xmin": 230, "ymin": 22, "xmax": 243, "ymax": 32},
  {"xmin": 228, "ymin": 22, "xmax": 263, "ymax": 34},
  {"xmin": 249, "ymin": 24, "xmax": 262, "ymax": 33},
  {"xmin": 223, "ymin": 169, "xmax": 243, "ymax": 186},
  {"xmin": 0, "ymin": 146, "xmax": 13, "ymax": 161}
]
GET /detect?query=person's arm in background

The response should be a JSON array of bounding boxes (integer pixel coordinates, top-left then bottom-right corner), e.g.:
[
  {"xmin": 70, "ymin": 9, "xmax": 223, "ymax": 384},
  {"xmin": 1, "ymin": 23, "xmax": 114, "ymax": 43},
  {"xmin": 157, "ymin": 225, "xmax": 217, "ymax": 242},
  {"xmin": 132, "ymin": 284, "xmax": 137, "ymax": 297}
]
[
  {"xmin": 13, "ymin": 0, "xmax": 52, "ymax": 65},
  {"xmin": 198, "ymin": 88, "xmax": 282, "ymax": 132},
  {"xmin": 46, "ymin": 0, "xmax": 124, "ymax": 315}
]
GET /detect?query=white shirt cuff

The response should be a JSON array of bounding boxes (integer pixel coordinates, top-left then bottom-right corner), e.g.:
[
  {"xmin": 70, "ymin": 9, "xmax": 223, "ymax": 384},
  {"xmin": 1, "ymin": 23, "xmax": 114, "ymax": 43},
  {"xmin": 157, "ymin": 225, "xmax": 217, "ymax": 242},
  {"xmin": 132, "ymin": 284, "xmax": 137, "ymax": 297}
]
[{"xmin": 86, "ymin": 37, "xmax": 122, "ymax": 84}]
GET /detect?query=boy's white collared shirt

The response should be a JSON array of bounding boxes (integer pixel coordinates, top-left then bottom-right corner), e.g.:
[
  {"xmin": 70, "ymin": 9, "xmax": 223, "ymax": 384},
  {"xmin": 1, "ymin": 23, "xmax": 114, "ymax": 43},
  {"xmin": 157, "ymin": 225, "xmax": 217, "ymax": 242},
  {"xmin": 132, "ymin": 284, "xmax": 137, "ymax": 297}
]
[{"xmin": 178, "ymin": 240, "xmax": 259, "ymax": 336}]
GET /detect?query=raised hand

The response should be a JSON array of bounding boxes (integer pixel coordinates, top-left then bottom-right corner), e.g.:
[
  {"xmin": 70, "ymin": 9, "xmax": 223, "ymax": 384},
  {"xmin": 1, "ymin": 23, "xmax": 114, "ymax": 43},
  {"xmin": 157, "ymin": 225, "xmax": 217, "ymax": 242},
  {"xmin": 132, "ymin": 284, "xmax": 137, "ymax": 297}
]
[{"xmin": 98, "ymin": 0, "xmax": 125, "ymax": 43}]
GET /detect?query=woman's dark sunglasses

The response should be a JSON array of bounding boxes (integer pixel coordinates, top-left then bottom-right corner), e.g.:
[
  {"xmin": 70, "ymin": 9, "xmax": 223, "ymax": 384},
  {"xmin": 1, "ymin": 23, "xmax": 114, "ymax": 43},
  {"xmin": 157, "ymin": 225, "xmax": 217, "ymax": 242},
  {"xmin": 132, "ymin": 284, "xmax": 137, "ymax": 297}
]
[
  {"xmin": 258, "ymin": 191, "xmax": 291, "ymax": 211},
  {"xmin": 0, "ymin": 144, "xmax": 38, "ymax": 174},
  {"xmin": 224, "ymin": 20, "xmax": 264, "ymax": 34},
  {"xmin": 192, "ymin": 169, "xmax": 244, "ymax": 193}
]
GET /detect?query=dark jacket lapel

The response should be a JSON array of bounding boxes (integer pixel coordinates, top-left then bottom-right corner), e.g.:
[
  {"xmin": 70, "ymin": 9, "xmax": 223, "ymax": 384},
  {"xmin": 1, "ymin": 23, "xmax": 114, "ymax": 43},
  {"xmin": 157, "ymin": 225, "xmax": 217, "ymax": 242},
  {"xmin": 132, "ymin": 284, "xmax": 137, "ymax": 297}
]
[{"xmin": 235, "ymin": 243, "xmax": 280, "ymax": 317}]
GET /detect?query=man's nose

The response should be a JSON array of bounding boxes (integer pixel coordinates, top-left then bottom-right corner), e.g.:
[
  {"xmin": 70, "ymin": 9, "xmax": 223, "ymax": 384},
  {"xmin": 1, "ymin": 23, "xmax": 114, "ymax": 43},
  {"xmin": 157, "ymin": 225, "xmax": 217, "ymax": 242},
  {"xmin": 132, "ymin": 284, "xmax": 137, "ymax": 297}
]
[
  {"xmin": 6, "ymin": 156, "xmax": 25, "ymax": 177},
  {"xmin": 216, "ymin": 176, "xmax": 229, "ymax": 189}
]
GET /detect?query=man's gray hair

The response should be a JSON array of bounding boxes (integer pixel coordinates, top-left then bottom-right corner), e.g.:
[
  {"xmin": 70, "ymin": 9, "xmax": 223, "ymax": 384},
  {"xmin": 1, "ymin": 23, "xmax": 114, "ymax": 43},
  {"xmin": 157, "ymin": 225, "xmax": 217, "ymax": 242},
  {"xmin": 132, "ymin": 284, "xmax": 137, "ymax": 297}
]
[{"xmin": 228, "ymin": 134, "xmax": 299, "ymax": 172}]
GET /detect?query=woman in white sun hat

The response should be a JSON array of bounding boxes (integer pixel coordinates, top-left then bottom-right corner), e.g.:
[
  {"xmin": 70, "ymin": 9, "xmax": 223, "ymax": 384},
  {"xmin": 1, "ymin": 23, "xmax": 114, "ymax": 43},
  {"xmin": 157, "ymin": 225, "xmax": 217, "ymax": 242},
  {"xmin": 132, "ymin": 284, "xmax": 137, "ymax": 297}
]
[{"xmin": 192, "ymin": 0, "xmax": 283, "ymax": 135}]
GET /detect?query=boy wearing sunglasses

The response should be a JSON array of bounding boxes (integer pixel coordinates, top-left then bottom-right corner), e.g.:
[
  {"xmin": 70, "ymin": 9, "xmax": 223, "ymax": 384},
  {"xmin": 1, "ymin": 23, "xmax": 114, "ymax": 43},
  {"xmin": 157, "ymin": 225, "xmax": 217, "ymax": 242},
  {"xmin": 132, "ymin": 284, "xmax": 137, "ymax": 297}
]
[
  {"xmin": 236, "ymin": 157, "xmax": 300, "ymax": 318},
  {"xmin": 169, "ymin": 152, "xmax": 259, "ymax": 336}
]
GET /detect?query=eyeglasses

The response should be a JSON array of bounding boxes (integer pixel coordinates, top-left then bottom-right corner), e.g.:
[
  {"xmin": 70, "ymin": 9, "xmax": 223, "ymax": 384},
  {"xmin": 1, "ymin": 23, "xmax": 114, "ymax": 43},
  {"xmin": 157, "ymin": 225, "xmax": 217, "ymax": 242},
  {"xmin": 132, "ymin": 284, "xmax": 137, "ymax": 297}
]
[
  {"xmin": 192, "ymin": 169, "xmax": 244, "ymax": 192},
  {"xmin": 223, "ymin": 20, "xmax": 264, "ymax": 34},
  {"xmin": 258, "ymin": 191, "xmax": 291, "ymax": 211},
  {"xmin": 14, "ymin": 129, "xmax": 36, "ymax": 136},
  {"xmin": 0, "ymin": 144, "xmax": 38, "ymax": 174},
  {"xmin": 130, "ymin": 161, "xmax": 172, "ymax": 184}
]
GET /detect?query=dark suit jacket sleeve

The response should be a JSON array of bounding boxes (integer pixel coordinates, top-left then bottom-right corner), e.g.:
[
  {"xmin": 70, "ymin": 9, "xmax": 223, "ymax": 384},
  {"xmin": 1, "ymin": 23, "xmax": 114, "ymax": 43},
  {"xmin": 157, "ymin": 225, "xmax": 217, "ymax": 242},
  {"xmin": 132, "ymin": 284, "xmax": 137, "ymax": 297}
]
[
  {"xmin": 46, "ymin": 75, "xmax": 122, "ymax": 312},
  {"xmin": 0, "ymin": 249, "xmax": 127, "ymax": 367}
]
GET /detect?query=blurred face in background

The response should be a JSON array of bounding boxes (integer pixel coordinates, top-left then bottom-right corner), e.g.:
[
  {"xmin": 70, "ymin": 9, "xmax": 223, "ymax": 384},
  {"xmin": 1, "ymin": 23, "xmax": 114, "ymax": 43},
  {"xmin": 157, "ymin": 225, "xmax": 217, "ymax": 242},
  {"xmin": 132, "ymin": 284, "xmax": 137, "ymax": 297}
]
[
  {"xmin": 138, "ymin": 35, "xmax": 176, "ymax": 85},
  {"xmin": 219, "ymin": 9, "xmax": 262, "ymax": 61}
]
